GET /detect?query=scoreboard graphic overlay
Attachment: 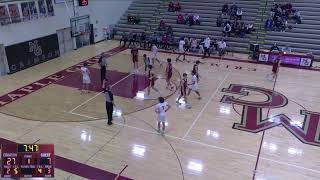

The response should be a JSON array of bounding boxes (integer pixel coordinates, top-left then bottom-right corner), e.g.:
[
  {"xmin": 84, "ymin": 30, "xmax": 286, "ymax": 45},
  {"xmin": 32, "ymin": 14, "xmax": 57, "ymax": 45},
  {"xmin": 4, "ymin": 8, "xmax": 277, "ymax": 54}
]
[{"xmin": 1, "ymin": 144, "xmax": 54, "ymax": 178}]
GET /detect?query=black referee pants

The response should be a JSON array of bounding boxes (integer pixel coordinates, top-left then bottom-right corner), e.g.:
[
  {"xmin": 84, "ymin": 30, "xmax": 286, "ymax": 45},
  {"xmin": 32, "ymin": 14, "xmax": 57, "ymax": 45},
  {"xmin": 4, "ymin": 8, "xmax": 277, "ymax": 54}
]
[
  {"xmin": 106, "ymin": 102, "xmax": 113, "ymax": 123},
  {"xmin": 100, "ymin": 66, "xmax": 106, "ymax": 84}
]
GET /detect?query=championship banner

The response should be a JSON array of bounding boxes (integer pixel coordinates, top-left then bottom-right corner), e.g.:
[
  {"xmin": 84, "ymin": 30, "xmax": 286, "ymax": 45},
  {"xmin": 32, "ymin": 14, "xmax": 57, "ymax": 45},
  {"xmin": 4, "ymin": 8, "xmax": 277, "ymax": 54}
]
[
  {"xmin": 5, "ymin": 34, "xmax": 60, "ymax": 74},
  {"xmin": 8, "ymin": 4, "xmax": 21, "ymax": 23},
  {"xmin": 21, "ymin": 2, "xmax": 31, "ymax": 21},
  {"xmin": 0, "ymin": 5, "xmax": 11, "ymax": 25},
  {"xmin": 28, "ymin": 1, "xmax": 39, "ymax": 20},
  {"xmin": 46, "ymin": 0, "xmax": 55, "ymax": 16},
  {"xmin": 38, "ymin": 0, "xmax": 48, "ymax": 18}
]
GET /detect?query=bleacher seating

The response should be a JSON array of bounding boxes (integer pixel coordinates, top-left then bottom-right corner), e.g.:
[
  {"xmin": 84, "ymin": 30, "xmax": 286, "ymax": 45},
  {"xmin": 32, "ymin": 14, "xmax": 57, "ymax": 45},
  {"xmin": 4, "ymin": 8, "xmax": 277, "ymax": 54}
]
[
  {"xmin": 262, "ymin": 0, "xmax": 320, "ymax": 58},
  {"xmin": 156, "ymin": 0, "xmax": 260, "ymax": 53},
  {"xmin": 114, "ymin": 0, "xmax": 162, "ymax": 37},
  {"xmin": 113, "ymin": 0, "xmax": 320, "ymax": 60}
]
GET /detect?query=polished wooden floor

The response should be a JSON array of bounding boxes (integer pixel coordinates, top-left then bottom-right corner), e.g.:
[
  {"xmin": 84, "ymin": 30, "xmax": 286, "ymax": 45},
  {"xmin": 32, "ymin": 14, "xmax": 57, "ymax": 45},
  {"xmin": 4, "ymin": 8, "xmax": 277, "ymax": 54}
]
[{"xmin": 0, "ymin": 41, "xmax": 320, "ymax": 180}]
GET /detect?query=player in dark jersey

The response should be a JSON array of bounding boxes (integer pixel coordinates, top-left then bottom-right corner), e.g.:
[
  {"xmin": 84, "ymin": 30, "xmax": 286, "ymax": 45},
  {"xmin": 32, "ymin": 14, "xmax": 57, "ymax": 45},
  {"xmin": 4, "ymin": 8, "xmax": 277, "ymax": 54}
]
[
  {"xmin": 268, "ymin": 57, "xmax": 281, "ymax": 81},
  {"xmin": 166, "ymin": 58, "xmax": 173, "ymax": 90},
  {"xmin": 192, "ymin": 60, "xmax": 201, "ymax": 82},
  {"xmin": 176, "ymin": 73, "xmax": 188, "ymax": 105},
  {"xmin": 147, "ymin": 65, "xmax": 158, "ymax": 96},
  {"xmin": 131, "ymin": 47, "xmax": 139, "ymax": 70}
]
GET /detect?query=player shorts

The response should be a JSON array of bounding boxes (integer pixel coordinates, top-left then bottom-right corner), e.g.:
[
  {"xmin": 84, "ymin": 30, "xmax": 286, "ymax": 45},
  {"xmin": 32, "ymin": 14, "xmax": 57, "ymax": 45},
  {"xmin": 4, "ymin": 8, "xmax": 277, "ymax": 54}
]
[
  {"xmin": 191, "ymin": 85, "xmax": 198, "ymax": 91},
  {"xmin": 158, "ymin": 114, "xmax": 166, "ymax": 122},
  {"xmin": 83, "ymin": 76, "xmax": 91, "ymax": 84},
  {"xmin": 132, "ymin": 56, "xmax": 138, "ymax": 63},
  {"xmin": 167, "ymin": 72, "xmax": 172, "ymax": 80}
]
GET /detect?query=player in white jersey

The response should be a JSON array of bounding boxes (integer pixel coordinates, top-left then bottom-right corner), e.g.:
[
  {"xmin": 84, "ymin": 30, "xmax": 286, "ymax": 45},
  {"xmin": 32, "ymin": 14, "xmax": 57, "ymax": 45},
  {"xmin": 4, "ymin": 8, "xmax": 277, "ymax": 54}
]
[
  {"xmin": 81, "ymin": 63, "xmax": 91, "ymax": 93},
  {"xmin": 155, "ymin": 97, "xmax": 171, "ymax": 134},
  {"xmin": 151, "ymin": 44, "xmax": 162, "ymax": 66},
  {"xmin": 188, "ymin": 70, "xmax": 201, "ymax": 99},
  {"xmin": 176, "ymin": 38, "xmax": 186, "ymax": 62}
]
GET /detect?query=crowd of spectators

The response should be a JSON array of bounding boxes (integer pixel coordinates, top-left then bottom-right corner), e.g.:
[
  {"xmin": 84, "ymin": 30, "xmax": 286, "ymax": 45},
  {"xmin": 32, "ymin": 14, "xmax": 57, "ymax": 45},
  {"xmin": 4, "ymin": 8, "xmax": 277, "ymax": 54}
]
[
  {"xmin": 218, "ymin": 3, "xmax": 254, "ymax": 38},
  {"xmin": 120, "ymin": 31, "xmax": 175, "ymax": 50},
  {"xmin": 265, "ymin": 3, "xmax": 302, "ymax": 32},
  {"xmin": 127, "ymin": 14, "xmax": 141, "ymax": 24},
  {"xmin": 177, "ymin": 13, "xmax": 200, "ymax": 26},
  {"xmin": 168, "ymin": 1, "xmax": 181, "ymax": 12},
  {"xmin": 119, "ymin": 32, "xmax": 228, "ymax": 57}
]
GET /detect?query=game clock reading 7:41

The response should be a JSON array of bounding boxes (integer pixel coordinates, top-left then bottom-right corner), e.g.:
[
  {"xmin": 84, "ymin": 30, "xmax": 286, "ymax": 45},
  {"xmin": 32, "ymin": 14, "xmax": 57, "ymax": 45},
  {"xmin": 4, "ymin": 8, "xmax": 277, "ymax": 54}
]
[{"xmin": 1, "ymin": 144, "xmax": 54, "ymax": 178}]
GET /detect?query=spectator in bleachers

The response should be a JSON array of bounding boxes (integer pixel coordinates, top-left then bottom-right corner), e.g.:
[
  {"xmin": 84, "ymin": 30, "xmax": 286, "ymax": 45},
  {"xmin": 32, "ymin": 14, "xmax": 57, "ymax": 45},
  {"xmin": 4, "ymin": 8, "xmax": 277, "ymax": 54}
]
[
  {"xmin": 168, "ymin": 1, "xmax": 181, "ymax": 12},
  {"xmin": 230, "ymin": 3, "xmax": 237, "ymax": 19},
  {"xmin": 184, "ymin": 37, "xmax": 191, "ymax": 52},
  {"xmin": 190, "ymin": 38, "xmax": 198, "ymax": 52},
  {"xmin": 293, "ymin": 10, "xmax": 302, "ymax": 24},
  {"xmin": 245, "ymin": 23, "xmax": 255, "ymax": 34},
  {"xmin": 188, "ymin": 14, "xmax": 195, "ymax": 26},
  {"xmin": 162, "ymin": 34, "xmax": 169, "ymax": 50},
  {"xmin": 282, "ymin": 45, "xmax": 292, "ymax": 54},
  {"xmin": 120, "ymin": 32, "xmax": 128, "ymax": 47},
  {"xmin": 177, "ymin": 13, "xmax": 185, "ymax": 24},
  {"xmin": 174, "ymin": 1, "xmax": 181, "ymax": 11},
  {"xmin": 212, "ymin": 39, "xmax": 218, "ymax": 51},
  {"xmin": 267, "ymin": 2, "xmax": 300, "ymax": 32},
  {"xmin": 239, "ymin": 22, "xmax": 246, "ymax": 38},
  {"xmin": 236, "ymin": 8, "xmax": 243, "ymax": 20},
  {"xmin": 270, "ymin": 43, "xmax": 281, "ymax": 52},
  {"xmin": 128, "ymin": 32, "xmax": 137, "ymax": 46},
  {"xmin": 222, "ymin": 3, "xmax": 229, "ymax": 14},
  {"xmin": 139, "ymin": 32, "xmax": 147, "ymax": 48},
  {"xmin": 127, "ymin": 14, "xmax": 141, "ymax": 24},
  {"xmin": 202, "ymin": 37, "xmax": 211, "ymax": 58},
  {"xmin": 217, "ymin": 39, "xmax": 227, "ymax": 56},
  {"xmin": 150, "ymin": 32, "xmax": 158, "ymax": 46},
  {"xmin": 265, "ymin": 17, "xmax": 273, "ymax": 31},
  {"xmin": 216, "ymin": 14, "xmax": 223, "ymax": 27},
  {"xmin": 223, "ymin": 23, "xmax": 232, "ymax": 37},
  {"xmin": 193, "ymin": 14, "xmax": 200, "ymax": 25},
  {"xmin": 159, "ymin": 20, "xmax": 167, "ymax": 31},
  {"xmin": 168, "ymin": 1, "xmax": 175, "ymax": 12},
  {"xmin": 234, "ymin": 21, "xmax": 241, "ymax": 37},
  {"xmin": 167, "ymin": 25, "xmax": 173, "ymax": 36}
]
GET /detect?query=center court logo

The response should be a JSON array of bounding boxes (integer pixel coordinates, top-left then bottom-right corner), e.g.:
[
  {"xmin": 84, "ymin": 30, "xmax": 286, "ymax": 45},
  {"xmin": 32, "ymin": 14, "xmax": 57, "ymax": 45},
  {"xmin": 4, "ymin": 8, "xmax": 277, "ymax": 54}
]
[{"xmin": 220, "ymin": 84, "xmax": 320, "ymax": 147}]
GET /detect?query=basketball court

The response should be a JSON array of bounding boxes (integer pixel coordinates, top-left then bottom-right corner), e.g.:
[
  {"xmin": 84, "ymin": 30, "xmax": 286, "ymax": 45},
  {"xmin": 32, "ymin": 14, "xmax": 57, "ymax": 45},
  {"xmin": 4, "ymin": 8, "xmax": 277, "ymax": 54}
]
[{"xmin": 0, "ymin": 40, "xmax": 320, "ymax": 180}]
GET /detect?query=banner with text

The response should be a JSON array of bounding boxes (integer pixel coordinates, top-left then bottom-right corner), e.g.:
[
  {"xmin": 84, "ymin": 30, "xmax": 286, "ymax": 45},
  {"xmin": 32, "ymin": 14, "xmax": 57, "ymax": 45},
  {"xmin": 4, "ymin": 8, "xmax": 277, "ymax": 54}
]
[{"xmin": 5, "ymin": 34, "xmax": 60, "ymax": 74}]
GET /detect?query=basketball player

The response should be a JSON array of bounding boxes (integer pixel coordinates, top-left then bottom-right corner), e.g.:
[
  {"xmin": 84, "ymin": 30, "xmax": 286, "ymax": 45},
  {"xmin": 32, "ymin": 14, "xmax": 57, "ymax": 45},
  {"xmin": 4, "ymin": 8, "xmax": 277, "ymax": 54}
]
[
  {"xmin": 176, "ymin": 38, "xmax": 186, "ymax": 62},
  {"xmin": 143, "ymin": 54, "xmax": 148, "ymax": 72},
  {"xmin": 188, "ymin": 70, "xmax": 201, "ymax": 99},
  {"xmin": 166, "ymin": 58, "xmax": 173, "ymax": 90},
  {"xmin": 98, "ymin": 52, "xmax": 107, "ymax": 84},
  {"xmin": 104, "ymin": 85, "xmax": 114, "ymax": 125},
  {"xmin": 155, "ymin": 97, "xmax": 171, "ymax": 134},
  {"xmin": 269, "ymin": 58, "xmax": 281, "ymax": 81},
  {"xmin": 176, "ymin": 73, "xmax": 189, "ymax": 106},
  {"xmin": 151, "ymin": 44, "xmax": 162, "ymax": 66},
  {"xmin": 81, "ymin": 63, "xmax": 91, "ymax": 93},
  {"xmin": 131, "ymin": 47, "xmax": 139, "ymax": 70},
  {"xmin": 193, "ymin": 60, "xmax": 201, "ymax": 82},
  {"xmin": 147, "ymin": 65, "xmax": 159, "ymax": 96}
]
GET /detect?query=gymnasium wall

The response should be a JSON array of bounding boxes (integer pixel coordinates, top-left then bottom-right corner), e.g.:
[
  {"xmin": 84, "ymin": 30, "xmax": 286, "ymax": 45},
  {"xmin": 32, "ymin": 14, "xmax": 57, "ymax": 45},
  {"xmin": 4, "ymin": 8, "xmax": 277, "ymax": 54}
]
[{"xmin": 0, "ymin": 0, "xmax": 133, "ymax": 46}]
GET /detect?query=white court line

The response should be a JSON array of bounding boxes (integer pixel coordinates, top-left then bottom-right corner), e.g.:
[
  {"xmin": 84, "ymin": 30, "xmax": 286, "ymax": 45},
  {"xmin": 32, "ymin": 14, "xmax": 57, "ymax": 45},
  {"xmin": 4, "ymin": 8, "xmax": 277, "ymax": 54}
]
[
  {"xmin": 68, "ymin": 66, "xmax": 144, "ymax": 113},
  {"xmin": 182, "ymin": 72, "xmax": 230, "ymax": 139},
  {"xmin": 68, "ymin": 111, "xmax": 320, "ymax": 174}
]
